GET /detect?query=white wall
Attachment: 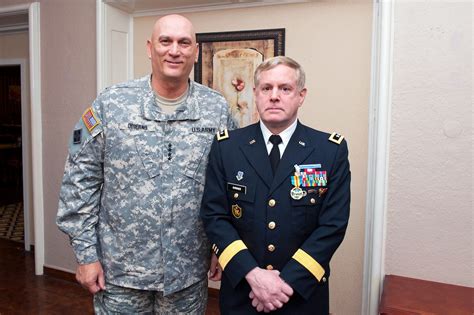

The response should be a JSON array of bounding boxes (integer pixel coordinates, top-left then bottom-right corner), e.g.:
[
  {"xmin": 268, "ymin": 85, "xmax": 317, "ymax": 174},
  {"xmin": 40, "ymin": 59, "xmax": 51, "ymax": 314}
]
[{"xmin": 385, "ymin": 1, "xmax": 473, "ymax": 287}]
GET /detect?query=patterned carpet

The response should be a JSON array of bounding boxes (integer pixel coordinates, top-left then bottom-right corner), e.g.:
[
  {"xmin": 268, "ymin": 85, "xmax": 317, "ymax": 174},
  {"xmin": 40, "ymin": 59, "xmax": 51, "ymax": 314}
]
[{"xmin": 0, "ymin": 202, "xmax": 24, "ymax": 242}]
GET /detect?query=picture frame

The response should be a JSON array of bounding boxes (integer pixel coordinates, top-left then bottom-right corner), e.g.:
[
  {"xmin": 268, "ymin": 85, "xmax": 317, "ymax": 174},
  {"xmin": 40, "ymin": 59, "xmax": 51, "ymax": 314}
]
[{"xmin": 194, "ymin": 28, "xmax": 285, "ymax": 127}]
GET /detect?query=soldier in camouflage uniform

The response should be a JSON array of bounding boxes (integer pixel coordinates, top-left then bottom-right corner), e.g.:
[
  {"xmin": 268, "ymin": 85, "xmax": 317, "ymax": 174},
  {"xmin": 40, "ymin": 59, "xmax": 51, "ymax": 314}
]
[{"xmin": 57, "ymin": 14, "xmax": 234, "ymax": 314}]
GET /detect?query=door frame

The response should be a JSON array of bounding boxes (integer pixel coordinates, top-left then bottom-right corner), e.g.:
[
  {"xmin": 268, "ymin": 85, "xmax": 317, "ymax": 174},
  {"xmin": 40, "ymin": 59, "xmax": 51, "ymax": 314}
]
[
  {"xmin": 0, "ymin": 2, "xmax": 43, "ymax": 275},
  {"xmin": 361, "ymin": 2, "xmax": 394, "ymax": 314}
]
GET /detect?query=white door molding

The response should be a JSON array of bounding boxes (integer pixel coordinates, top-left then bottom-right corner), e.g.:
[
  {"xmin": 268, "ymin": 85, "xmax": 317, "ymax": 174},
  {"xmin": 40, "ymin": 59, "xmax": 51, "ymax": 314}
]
[
  {"xmin": 18, "ymin": 57, "xmax": 32, "ymax": 252},
  {"xmin": 361, "ymin": 1, "xmax": 394, "ymax": 314},
  {"xmin": 97, "ymin": 0, "xmax": 133, "ymax": 93},
  {"xmin": 29, "ymin": 2, "xmax": 44, "ymax": 276},
  {"xmin": 96, "ymin": 0, "xmax": 106, "ymax": 93}
]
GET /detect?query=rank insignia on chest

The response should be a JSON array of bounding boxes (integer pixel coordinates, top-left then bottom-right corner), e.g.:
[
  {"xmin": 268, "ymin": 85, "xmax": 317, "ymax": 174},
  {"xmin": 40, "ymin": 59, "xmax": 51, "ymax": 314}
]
[
  {"xmin": 82, "ymin": 107, "xmax": 100, "ymax": 133},
  {"xmin": 232, "ymin": 204, "xmax": 242, "ymax": 218}
]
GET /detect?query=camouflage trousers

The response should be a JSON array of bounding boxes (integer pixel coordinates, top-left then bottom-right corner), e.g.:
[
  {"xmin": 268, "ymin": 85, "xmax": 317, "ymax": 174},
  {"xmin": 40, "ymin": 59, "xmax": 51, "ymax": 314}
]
[{"xmin": 93, "ymin": 278, "xmax": 208, "ymax": 314}]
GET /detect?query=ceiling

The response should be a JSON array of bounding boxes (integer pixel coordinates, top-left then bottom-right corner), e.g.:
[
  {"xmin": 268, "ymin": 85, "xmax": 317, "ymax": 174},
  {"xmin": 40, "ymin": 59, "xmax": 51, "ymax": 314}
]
[
  {"xmin": 0, "ymin": 0, "xmax": 312, "ymax": 33},
  {"xmin": 104, "ymin": 0, "xmax": 312, "ymax": 14}
]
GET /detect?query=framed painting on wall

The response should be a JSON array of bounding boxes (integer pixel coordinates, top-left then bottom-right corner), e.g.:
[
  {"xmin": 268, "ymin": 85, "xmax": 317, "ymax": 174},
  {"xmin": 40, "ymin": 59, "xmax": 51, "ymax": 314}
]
[{"xmin": 195, "ymin": 28, "xmax": 285, "ymax": 127}]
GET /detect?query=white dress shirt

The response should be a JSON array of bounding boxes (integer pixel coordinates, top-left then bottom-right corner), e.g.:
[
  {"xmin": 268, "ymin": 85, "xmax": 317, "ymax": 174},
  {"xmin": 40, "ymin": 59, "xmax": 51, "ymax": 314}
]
[{"xmin": 260, "ymin": 119, "xmax": 298, "ymax": 158}]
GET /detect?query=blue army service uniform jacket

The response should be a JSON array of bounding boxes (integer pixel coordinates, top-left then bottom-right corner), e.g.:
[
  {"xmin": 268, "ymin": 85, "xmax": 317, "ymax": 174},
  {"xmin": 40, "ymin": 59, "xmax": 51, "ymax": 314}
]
[
  {"xmin": 57, "ymin": 75, "xmax": 235, "ymax": 295},
  {"xmin": 200, "ymin": 121, "xmax": 350, "ymax": 314}
]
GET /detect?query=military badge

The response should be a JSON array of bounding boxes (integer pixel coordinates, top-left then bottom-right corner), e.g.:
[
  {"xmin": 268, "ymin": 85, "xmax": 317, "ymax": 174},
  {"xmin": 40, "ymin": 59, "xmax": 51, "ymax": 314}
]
[
  {"xmin": 290, "ymin": 187, "xmax": 306, "ymax": 200},
  {"xmin": 299, "ymin": 164, "xmax": 321, "ymax": 169},
  {"xmin": 290, "ymin": 165, "xmax": 307, "ymax": 200},
  {"xmin": 318, "ymin": 188, "xmax": 328, "ymax": 197},
  {"xmin": 232, "ymin": 204, "xmax": 242, "ymax": 218},
  {"xmin": 236, "ymin": 171, "xmax": 244, "ymax": 181},
  {"xmin": 290, "ymin": 164, "xmax": 327, "ymax": 199},
  {"xmin": 314, "ymin": 171, "xmax": 327, "ymax": 186},
  {"xmin": 329, "ymin": 132, "xmax": 344, "ymax": 144},
  {"xmin": 82, "ymin": 107, "xmax": 100, "ymax": 132},
  {"xmin": 294, "ymin": 164, "xmax": 301, "ymax": 176},
  {"xmin": 217, "ymin": 128, "xmax": 229, "ymax": 141}
]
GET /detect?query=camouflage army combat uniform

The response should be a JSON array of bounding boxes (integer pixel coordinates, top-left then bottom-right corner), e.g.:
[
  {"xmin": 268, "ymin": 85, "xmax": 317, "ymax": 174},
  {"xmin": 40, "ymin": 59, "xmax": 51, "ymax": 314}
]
[{"xmin": 57, "ymin": 75, "xmax": 235, "ymax": 312}]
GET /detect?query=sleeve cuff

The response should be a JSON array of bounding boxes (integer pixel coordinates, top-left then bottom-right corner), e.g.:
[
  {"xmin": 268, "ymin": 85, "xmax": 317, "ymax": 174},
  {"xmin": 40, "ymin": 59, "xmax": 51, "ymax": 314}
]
[
  {"xmin": 280, "ymin": 249, "xmax": 328, "ymax": 301},
  {"xmin": 218, "ymin": 240, "xmax": 247, "ymax": 270},
  {"xmin": 292, "ymin": 248, "xmax": 325, "ymax": 282},
  {"xmin": 72, "ymin": 243, "xmax": 99, "ymax": 264},
  {"xmin": 217, "ymin": 240, "xmax": 258, "ymax": 288}
]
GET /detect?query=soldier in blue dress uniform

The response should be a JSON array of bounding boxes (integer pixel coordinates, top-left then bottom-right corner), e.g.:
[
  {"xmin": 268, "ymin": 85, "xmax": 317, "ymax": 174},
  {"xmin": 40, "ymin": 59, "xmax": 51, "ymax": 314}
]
[{"xmin": 200, "ymin": 56, "xmax": 351, "ymax": 314}]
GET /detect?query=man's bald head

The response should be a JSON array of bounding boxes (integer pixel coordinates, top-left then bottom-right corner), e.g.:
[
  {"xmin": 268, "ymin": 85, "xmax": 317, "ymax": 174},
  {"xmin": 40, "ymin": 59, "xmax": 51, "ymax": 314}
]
[
  {"xmin": 151, "ymin": 14, "xmax": 196, "ymax": 43},
  {"xmin": 146, "ymin": 14, "xmax": 199, "ymax": 95}
]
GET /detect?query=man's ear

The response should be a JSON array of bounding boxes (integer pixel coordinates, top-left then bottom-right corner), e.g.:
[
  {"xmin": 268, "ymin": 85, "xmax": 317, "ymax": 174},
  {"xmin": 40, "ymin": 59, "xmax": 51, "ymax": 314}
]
[
  {"xmin": 146, "ymin": 39, "xmax": 152, "ymax": 59},
  {"xmin": 299, "ymin": 88, "xmax": 307, "ymax": 106}
]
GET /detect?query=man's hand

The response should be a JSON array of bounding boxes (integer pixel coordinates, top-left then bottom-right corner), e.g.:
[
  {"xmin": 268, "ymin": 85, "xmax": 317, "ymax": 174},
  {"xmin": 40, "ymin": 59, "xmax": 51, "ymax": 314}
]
[
  {"xmin": 245, "ymin": 267, "xmax": 293, "ymax": 312},
  {"xmin": 76, "ymin": 261, "xmax": 105, "ymax": 294},
  {"xmin": 208, "ymin": 253, "xmax": 222, "ymax": 281}
]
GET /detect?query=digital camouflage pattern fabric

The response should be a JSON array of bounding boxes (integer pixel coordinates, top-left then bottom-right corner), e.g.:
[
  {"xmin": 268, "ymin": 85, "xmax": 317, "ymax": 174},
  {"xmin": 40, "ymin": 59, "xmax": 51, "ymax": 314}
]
[{"xmin": 57, "ymin": 75, "xmax": 236, "ymax": 295}]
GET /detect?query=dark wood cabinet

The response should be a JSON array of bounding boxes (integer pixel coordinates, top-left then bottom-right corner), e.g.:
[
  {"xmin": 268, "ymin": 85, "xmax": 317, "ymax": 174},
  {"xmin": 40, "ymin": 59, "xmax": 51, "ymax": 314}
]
[{"xmin": 379, "ymin": 275, "xmax": 473, "ymax": 315}]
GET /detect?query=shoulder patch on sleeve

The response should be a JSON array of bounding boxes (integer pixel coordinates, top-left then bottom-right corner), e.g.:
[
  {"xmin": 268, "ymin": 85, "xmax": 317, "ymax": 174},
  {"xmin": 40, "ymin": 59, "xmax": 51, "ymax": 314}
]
[
  {"xmin": 73, "ymin": 129, "xmax": 82, "ymax": 144},
  {"xmin": 82, "ymin": 107, "xmax": 100, "ymax": 133},
  {"xmin": 217, "ymin": 128, "xmax": 229, "ymax": 141},
  {"xmin": 329, "ymin": 132, "xmax": 344, "ymax": 145}
]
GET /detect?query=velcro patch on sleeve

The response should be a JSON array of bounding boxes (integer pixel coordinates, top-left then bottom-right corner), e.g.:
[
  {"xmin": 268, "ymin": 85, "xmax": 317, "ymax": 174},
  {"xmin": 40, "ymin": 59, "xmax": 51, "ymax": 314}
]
[{"xmin": 82, "ymin": 107, "xmax": 100, "ymax": 133}]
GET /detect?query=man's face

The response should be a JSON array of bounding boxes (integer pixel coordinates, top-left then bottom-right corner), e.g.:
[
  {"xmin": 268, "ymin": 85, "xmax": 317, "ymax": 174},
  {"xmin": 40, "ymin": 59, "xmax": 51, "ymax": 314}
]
[
  {"xmin": 254, "ymin": 65, "xmax": 307, "ymax": 132},
  {"xmin": 147, "ymin": 16, "xmax": 199, "ymax": 83}
]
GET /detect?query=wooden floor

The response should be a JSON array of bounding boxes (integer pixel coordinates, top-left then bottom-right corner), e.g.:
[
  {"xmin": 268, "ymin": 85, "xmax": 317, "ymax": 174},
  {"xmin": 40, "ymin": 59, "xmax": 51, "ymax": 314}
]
[{"xmin": 0, "ymin": 238, "xmax": 219, "ymax": 314}]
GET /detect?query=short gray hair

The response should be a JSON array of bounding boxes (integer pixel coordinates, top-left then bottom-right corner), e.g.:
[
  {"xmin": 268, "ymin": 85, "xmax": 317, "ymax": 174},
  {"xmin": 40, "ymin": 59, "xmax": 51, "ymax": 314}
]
[{"xmin": 254, "ymin": 56, "xmax": 306, "ymax": 90}]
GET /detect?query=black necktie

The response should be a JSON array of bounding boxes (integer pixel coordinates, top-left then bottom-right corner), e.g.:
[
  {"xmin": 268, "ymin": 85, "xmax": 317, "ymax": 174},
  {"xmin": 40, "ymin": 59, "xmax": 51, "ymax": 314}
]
[{"xmin": 269, "ymin": 135, "xmax": 282, "ymax": 174}]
